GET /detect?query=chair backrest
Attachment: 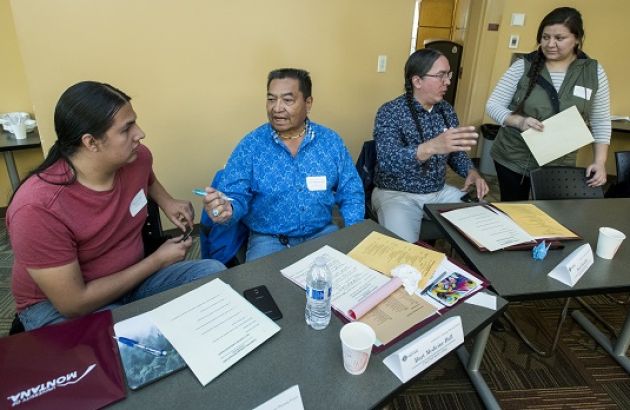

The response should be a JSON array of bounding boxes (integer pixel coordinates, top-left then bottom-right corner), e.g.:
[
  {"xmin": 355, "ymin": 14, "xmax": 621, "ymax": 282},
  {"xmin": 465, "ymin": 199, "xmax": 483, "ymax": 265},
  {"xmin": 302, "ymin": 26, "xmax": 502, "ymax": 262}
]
[
  {"xmin": 142, "ymin": 198, "xmax": 168, "ymax": 256},
  {"xmin": 199, "ymin": 169, "xmax": 249, "ymax": 265},
  {"xmin": 529, "ymin": 166, "xmax": 604, "ymax": 200},
  {"xmin": 615, "ymin": 151, "xmax": 630, "ymax": 184},
  {"xmin": 355, "ymin": 140, "xmax": 377, "ymax": 220}
]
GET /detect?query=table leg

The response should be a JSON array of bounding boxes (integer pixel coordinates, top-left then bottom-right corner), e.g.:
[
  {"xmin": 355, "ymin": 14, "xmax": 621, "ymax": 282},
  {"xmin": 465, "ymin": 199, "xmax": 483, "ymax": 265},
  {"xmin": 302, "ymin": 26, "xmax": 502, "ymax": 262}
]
[
  {"xmin": 571, "ymin": 309, "xmax": 630, "ymax": 373},
  {"xmin": 456, "ymin": 324, "xmax": 501, "ymax": 410},
  {"xmin": 3, "ymin": 151, "xmax": 20, "ymax": 191}
]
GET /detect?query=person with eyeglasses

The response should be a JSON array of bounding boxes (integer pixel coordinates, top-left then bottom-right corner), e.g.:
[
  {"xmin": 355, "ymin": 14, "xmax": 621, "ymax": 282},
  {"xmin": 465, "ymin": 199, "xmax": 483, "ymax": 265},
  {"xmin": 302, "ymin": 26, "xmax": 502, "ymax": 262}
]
[
  {"xmin": 371, "ymin": 48, "xmax": 489, "ymax": 243},
  {"xmin": 486, "ymin": 7, "xmax": 610, "ymax": 201}
]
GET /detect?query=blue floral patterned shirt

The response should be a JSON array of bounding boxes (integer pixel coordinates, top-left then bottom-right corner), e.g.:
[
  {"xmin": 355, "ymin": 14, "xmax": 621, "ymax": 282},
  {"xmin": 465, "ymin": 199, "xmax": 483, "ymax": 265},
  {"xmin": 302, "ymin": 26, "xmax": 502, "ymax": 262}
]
[
  {"xmin": 373, "ymin": 95, "xmax": 473, "ymax": 193},
  {"xmin": 219, "ymin": 121, "xmax": 364, "ymax": 237}
]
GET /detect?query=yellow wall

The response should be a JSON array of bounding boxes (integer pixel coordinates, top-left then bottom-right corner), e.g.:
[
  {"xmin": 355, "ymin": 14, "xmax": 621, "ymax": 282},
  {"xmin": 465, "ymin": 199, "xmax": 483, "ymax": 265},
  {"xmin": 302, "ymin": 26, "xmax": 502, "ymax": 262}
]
[
  {"xmin": 9, "ymin": 0, "xmax": 417, "ymax": 223},
  {"xmin": 485, "ymin": 0, "xmax": 630, "ymax": 173},
  {"xmin": 0, "ymin": 0, "xmax": 43, "ymax": 206}
]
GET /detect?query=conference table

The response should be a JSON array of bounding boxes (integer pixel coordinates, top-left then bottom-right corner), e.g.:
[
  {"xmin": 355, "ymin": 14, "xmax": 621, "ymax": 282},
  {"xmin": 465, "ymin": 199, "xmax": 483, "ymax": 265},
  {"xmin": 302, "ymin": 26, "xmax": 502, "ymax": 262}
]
[
  {"xmin": 424, "ymin": 198, "xmax": 630, "ymax": 373},
  {"xmin": 111, "ymin": 220, "xmax": 507, "ymax": 409},
  {"xmin": 612, "ymin": 120, "xmax": 630, "ymax": 134},
  {"xmin": 0, "ymin": 128, "xmax": 42, "ymax": 191}
]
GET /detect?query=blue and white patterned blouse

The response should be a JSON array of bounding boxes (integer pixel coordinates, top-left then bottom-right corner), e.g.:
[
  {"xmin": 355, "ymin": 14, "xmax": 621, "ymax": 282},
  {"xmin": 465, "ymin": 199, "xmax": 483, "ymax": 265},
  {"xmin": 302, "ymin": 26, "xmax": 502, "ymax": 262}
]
[
  {"xmin": 373, "ymin": 95, "xmax": 473, "ymax": 194},
  {"xmin": 219, "ymin": 121, "xmax": 365, "ymax": 237}
]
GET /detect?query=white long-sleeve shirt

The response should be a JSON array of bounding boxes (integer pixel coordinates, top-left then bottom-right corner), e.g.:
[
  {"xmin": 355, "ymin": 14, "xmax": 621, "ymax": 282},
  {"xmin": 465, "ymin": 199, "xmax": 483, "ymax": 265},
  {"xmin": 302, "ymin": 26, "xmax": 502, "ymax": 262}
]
[{"xmin": 486, "ymin": 58, "xmax": 611, "ymax": 144}]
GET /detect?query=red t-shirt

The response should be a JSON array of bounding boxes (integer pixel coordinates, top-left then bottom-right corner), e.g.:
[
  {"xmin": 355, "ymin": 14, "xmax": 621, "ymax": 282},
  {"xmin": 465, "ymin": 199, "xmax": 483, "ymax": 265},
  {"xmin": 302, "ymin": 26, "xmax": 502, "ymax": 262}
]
[{"xmin": 7, "ymin": 144, "xmax": 156, "ymax": 311}]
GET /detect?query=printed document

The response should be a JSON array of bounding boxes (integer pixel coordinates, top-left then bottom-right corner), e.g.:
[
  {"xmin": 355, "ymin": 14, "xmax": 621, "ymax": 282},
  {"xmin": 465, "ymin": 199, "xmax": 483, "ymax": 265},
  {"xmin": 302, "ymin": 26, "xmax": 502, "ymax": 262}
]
[
  {"xmin": 281, "ymin": 246, "xmax": 437, "ymax": 346},
  {"xmin": 492, "ymin": 203, "xmax": 578, "ymax": 239},
  {"xmin": 347, "ymin": 231, "xmax": 445, "ymax": 289},
  {"xmin": 148, "ymin": 279, "xmax": 280, "ymax": 386},
  {"xmin": 522, "ymin": 105, "xmax": 594, "ymax": 166},
  {"xmin": 441, "ymin": 205, "xmax": 535, "ymax": 251},
  {"xmin": 280, "ymin": 245, "xmax": 390, "ymax": 316}
]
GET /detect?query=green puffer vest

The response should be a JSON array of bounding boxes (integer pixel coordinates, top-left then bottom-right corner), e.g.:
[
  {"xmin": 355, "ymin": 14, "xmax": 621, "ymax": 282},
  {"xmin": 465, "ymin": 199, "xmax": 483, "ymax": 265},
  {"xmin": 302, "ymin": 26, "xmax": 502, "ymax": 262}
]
[{"xmin": 491, "ymin": 52, "xmax": 598, "ymax": 175}]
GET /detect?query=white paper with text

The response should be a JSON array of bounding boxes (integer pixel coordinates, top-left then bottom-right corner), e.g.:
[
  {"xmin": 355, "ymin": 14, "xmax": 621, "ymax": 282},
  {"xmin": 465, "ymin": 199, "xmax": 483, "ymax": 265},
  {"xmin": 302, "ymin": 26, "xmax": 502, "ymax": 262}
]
[
  {"xmin": 441, "ymin": 205, "xmax": 535, "ymax": 251},
  {"xmin": 148, "ymin": 279, "xmax": 280, "ymax": 386},
  {"xmin": 280, "ymin": 245, "xmax": 389, "ymax": 318}
]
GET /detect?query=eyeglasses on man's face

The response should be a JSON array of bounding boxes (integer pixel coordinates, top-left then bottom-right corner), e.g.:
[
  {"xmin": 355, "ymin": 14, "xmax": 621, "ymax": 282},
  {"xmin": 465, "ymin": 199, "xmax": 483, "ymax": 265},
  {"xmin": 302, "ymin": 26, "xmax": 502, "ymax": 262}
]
[{"xmin": 423, "ymin": 71, "xmax": 453, "ymax": 81}]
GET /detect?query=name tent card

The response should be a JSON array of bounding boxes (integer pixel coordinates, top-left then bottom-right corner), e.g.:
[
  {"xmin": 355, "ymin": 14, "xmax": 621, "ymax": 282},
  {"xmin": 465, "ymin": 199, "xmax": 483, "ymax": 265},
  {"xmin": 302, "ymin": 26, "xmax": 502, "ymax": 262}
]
[
  {"xmin": 383, "ymin": 316, "xmax": 464, "ymax": 383},
  {"xmin": 548, "ymin": 243, "xmax": 594, "ymax": 287}
]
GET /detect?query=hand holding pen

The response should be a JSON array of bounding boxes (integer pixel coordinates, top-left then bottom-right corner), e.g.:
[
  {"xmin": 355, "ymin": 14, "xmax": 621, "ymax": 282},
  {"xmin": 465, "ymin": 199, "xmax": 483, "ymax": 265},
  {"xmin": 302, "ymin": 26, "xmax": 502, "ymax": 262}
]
[{"xmin": 194, "ymin": 187, "xmax": 234, "ymax": 222}]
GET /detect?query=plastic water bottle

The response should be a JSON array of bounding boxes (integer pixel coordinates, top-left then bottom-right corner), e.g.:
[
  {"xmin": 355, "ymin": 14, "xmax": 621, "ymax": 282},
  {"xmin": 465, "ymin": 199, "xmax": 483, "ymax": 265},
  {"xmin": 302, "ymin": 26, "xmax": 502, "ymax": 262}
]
[{"xmin": 305, "ymin": 256, "xmax": 333, "ymax": 330}]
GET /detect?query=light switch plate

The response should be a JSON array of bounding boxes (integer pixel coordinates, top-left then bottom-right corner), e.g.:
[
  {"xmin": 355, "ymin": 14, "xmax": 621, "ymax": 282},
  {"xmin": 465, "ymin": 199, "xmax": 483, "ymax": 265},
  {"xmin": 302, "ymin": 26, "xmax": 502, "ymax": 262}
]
[
  {"xmin": 511, "ymin": 13, "xmax": 525, "ymax": 26},
  {"xmin": 377, "ymin": 55, "xmax": 387, "ymax": 73},
  {"xmin": 509, "ymin": 35, "xmax": 520, "ymax": 49}
]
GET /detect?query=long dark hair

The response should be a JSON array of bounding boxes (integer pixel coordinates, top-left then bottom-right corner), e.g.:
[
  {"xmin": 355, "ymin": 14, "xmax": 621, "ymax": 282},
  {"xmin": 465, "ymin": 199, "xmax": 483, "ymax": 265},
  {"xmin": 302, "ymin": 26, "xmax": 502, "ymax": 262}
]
[
  {"xmin": 403, "ymin": 48, "xmax": 444, "ymax": 138},
  {"xmin": 514, "ymin": 7, "xmax": 585, "ymax": 114},
  {"xmin": 12, "ymin": 81, "xmax": 131, "ymax": 198}
]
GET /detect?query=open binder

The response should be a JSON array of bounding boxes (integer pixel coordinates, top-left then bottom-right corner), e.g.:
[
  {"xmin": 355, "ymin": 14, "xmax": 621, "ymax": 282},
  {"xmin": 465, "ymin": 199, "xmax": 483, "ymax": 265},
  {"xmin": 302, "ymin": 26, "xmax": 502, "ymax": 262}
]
[{"xmin": 440, "ymin": 203, "xmax": 580, "ymax": 252}]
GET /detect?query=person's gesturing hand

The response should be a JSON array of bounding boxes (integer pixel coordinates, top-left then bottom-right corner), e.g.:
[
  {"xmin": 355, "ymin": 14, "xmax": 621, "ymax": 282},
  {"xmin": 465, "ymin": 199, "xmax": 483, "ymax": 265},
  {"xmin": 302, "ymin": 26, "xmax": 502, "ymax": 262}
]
[{"xmin": 416, "ymin": 126, "xmax": 478, "ymax": 162}]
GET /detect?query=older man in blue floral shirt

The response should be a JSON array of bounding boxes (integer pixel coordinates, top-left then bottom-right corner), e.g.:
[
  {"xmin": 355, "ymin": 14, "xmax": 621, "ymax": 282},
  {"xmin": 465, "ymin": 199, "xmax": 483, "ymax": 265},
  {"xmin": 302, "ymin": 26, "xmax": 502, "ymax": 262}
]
[{"xmin": 201, "ymin": 68, "xmax": 364, "ymax": 261}]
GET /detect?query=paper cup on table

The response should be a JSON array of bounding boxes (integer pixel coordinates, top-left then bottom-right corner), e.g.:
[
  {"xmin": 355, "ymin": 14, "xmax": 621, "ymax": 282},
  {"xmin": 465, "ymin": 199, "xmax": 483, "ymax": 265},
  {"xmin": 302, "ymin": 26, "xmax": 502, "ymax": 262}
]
[
  {"xmin": 596, "ymin": 227, "xmax": 626, "ymax": 259},
  {"xmin": 12, "ymin": 122, "xmax": 27, "ymax": 140},
  {"xmin": 340, "ymin": 322, "xmax": 375, "ymax": 375}
]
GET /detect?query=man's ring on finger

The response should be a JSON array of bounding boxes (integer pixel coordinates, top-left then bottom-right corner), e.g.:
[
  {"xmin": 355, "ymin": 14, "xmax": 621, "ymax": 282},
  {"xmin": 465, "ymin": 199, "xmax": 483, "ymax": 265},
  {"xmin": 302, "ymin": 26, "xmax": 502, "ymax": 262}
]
[{"xmin": 212, "ymin": 208, "xmax": 220, "ymax": 217}]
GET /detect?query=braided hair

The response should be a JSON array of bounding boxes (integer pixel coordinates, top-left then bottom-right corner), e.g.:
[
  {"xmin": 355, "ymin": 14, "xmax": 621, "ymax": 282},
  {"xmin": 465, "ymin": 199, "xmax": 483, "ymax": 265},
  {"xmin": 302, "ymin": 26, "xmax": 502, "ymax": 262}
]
[
  {"xmin": 513, "ymin": 7, "xmax": 585, "ymax": 114},
  {"xmin": 403, "ymin": 48, "xmax": 445, "ymax": 138}
]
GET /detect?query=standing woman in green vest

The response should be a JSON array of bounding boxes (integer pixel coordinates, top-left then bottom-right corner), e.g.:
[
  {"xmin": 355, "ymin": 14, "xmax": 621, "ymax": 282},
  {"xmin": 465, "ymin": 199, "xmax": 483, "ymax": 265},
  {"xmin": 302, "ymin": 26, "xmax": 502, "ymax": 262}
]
[{"xmin": 486, "ymin": 7, "xmax": 611, "ymax": 201}]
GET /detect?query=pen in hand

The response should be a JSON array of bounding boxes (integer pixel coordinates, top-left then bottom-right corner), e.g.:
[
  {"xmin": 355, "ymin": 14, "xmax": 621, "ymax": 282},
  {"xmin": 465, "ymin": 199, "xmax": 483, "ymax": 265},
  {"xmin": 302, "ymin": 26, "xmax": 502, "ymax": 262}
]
[
  {"xmin": 192, "ymin": 188, "xmax": 234, "ymax": 202},
  {"xmin": 114, "ymin": 336, "xmax": 168, "ymax": 357}
]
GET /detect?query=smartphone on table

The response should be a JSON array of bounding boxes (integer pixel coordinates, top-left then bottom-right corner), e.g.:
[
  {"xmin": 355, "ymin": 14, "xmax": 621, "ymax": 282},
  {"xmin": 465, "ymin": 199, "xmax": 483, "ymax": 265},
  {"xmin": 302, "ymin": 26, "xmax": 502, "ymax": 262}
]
[{"xmin": 243, "ymin": 285, "xmax": 283, "ymax": 320}]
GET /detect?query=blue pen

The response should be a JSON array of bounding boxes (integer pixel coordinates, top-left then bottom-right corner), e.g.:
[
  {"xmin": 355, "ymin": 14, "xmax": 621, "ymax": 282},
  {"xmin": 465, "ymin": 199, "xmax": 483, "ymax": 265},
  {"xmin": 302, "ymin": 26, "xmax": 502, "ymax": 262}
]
[
  {"xmin": 114, "ymin": 336, "xmax": 167, "ymax": 357},
  {"xmin": 192, "ymin": 188, "xmax": 234, "ymax": 202}
]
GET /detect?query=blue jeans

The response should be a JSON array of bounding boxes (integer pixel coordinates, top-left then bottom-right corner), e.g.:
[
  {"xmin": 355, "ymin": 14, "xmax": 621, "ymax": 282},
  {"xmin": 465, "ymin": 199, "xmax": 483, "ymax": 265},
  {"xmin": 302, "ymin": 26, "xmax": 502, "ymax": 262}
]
[
  {"xmin": 19, "ymin": 259, "xmax": 225, "ymax": 331},
  {"xmin": 246, "ymin": 224, "xmax": 339, "ymax": 262}
]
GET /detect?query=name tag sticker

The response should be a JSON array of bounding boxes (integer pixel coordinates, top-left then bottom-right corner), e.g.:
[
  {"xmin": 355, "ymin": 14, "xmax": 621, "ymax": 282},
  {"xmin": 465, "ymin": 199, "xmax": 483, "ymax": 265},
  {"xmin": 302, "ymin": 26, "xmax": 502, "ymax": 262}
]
[
  {"xmin": 129, "ymin": 189, "xmax": 148, "ymax": 217},
  {"xmin": 306, "ymin": 176, "xmax": 327, "ymax": 191},
  {"xmin": 573, "ymin": 85, "xmax": 592, "ymax": 101},
  {"xmin": 383, "ymin": 316, "xmax": 464, "ymax": 383}
]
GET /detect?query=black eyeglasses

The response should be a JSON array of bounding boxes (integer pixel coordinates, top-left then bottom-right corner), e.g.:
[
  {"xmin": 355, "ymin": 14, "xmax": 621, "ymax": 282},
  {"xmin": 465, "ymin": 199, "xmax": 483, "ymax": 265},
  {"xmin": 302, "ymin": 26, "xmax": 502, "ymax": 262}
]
[{"xmin": 423, "ymin": 71, "xmax": 453, "ymax": 81}]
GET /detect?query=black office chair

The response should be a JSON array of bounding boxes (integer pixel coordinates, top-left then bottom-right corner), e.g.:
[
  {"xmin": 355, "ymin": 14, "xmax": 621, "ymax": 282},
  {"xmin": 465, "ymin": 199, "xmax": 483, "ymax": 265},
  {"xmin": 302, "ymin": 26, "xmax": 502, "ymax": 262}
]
[
  {"xmin": 355, "ymin": 140, "xmax": 443, "ymax": 241},
  {"xmin": 615, "ymin": 151, "xmax": 630, "ymax": 184},
  {"xmin": 8, "ymin": 199, "xmax": 168, "ymax": 336},
  {"xmin": 509, "ymin": 166, "xmax": 604, "ymax": 356},
  {"xmin": 142, "ymin": 198, "xmax": 169, "ymax": 256},
  {"xmin": 606, "ymin": 151, "xmax": 630, "ymax": 198},
  {"xmin": 529, "ymin": 166, "xmax": 604, "ymax": 200}
]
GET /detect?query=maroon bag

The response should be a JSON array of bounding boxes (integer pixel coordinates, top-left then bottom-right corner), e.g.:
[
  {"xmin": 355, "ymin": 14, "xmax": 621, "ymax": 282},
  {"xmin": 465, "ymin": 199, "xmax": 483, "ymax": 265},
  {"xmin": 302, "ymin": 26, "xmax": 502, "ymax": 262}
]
[{"xmin": 0, "ymin": 310, "xmax": 126, "ymax": 409}]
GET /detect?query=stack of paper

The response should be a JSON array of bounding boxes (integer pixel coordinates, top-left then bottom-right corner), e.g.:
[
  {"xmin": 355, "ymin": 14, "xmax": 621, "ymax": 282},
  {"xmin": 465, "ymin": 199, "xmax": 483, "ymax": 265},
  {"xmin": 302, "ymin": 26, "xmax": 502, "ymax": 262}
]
[{"xmin": 280, "ymin": 245, "xmax": 438, "ymax": 346}]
